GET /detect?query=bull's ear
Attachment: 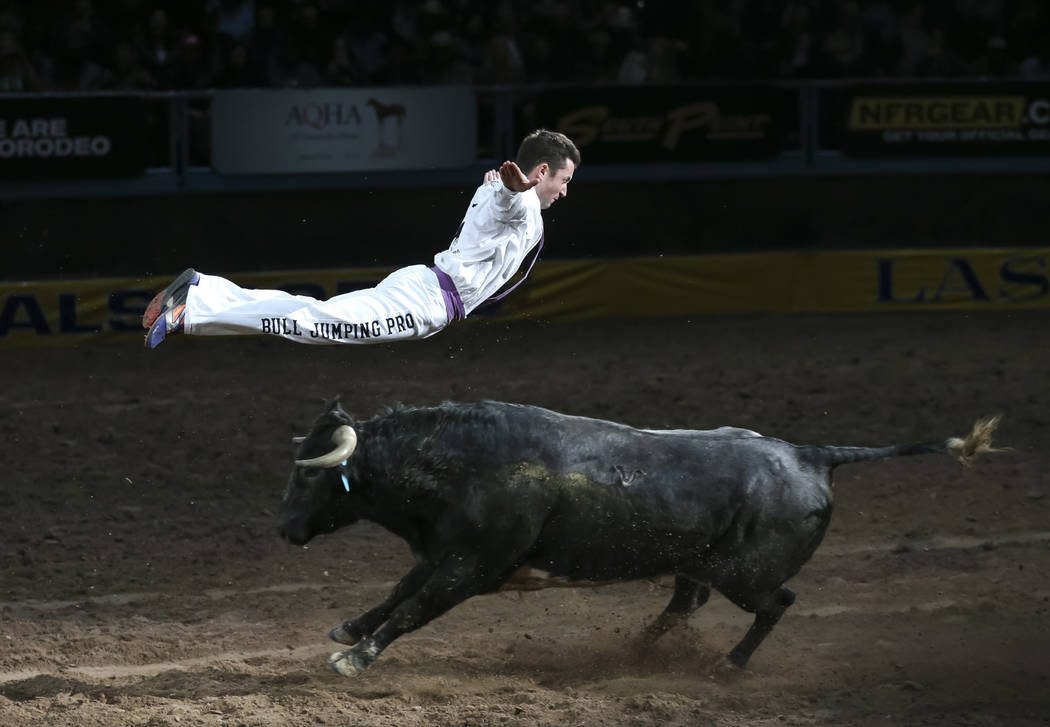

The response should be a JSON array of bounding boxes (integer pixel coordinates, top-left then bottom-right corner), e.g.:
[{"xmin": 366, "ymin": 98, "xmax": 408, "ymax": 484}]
[{"xmin": 325, "ymin": 398, "xmax": 355, "ymax": 426}]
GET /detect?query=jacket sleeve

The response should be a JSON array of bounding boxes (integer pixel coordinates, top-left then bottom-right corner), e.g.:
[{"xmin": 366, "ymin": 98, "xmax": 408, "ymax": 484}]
[{"xmin": 492, "ymin": 183, "xmax": 528, "ymax": 224}]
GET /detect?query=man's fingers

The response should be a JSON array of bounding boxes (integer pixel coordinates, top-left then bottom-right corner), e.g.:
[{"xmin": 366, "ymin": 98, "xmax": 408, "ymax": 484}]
[{"xmin": 499, "ymin": 160, "xmax": 534, "ymax": 191}]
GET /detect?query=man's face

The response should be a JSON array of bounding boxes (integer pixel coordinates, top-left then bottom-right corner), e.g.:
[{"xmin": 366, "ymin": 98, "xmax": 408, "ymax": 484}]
[{"xmin": 532, "ymin": 159, "xmax": 575, "ymax": 210}]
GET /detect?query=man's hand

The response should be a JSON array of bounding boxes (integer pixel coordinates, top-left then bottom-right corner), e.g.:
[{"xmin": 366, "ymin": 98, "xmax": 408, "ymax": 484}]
[
  {"xmin": 483, "ymin": 169, "xmax": 498, "ymax": 183},
  {"xmin": 498, "ymin": 160, "xmax": 540, "ymax": 193}
]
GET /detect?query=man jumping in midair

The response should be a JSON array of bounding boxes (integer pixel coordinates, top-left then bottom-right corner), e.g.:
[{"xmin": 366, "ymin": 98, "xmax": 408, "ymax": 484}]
[{"xmin": 143, "ymin": 129, "xmax": 579, "ymax": 348}]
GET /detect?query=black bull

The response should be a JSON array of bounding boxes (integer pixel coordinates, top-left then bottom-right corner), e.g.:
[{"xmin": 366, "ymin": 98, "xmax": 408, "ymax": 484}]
[{"xmin": 278, "ymin": 400, "xmax": 1000, "ymax": 677}]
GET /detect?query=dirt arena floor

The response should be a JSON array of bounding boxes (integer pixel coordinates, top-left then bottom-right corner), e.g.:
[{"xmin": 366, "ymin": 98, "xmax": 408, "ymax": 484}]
[{"xmin": 1, "ymin": 311, "xmax": 1048, "ymax": 727}]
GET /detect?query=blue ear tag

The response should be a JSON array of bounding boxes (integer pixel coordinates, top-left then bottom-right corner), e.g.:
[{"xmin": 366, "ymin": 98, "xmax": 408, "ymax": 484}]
[{"xmin": 340, "ymin": 459, "xmax": 350, "ymax": 492}]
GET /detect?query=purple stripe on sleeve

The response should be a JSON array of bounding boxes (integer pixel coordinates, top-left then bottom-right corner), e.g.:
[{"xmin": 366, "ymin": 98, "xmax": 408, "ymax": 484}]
[{"xmin": 485, "ymin": 232, "xmax": 544, "ymax": 304}]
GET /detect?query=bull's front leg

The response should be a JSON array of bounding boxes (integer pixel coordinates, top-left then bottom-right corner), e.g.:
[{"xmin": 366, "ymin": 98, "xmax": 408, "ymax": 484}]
[
  {"xmin": 329, "ymin": 563, "xmax": 434, "ymax": 646},
  {"xmin": 328, "ymin": 553, "xmax": 508, "ymax": 677}
]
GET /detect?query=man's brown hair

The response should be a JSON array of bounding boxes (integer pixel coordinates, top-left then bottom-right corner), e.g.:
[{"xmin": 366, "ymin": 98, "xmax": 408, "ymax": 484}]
[{"xmin": 515, "ymin": 129, "xmax": 581, "ymax": 174}]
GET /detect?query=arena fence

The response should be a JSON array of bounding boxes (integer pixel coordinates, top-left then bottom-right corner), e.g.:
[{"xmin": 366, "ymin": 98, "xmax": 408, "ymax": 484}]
[
  {"xmin": 2, "ymin": 80, "xmax": 1050, "ymax": 200},
  {"xmin": 2, "ymin": 248, "xmax": 1046, "ymax": 348}
]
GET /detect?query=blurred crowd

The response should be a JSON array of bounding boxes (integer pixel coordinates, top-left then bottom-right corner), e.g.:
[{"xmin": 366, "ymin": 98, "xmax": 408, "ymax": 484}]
[{"xmin": 2, "ymin": 0, "xmax": 1049, "ymax": 93}]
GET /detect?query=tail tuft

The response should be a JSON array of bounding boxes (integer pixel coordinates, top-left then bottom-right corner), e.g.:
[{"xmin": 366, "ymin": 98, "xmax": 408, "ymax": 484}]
[{"xmin": 946, "ymin": 415, "xmax": 1005, "ymax": 467}]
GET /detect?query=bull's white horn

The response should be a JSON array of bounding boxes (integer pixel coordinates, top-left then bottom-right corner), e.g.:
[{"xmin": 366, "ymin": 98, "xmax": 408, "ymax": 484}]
[
  {"xmin": 292, "ymin": 436, "xmax": 306, "ymax": 444},
  {"xmin": 295, "ymin": 425, "xmax": 357, "ymax": 468}
]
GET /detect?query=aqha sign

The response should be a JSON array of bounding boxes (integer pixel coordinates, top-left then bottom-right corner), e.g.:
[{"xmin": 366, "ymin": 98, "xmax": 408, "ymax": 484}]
[{"xmin": 211, "ymin": 88, "xmax": 476, "ymax": 175}]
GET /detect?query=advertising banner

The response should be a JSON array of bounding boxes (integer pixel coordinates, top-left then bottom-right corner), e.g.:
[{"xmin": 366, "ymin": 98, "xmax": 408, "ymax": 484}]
[
  {"xmin": 842, "ymin": 83, "xmax": 1050, "ymax": 156},
  {"xmin": 3, "ymin": 249, "xmax": 1047, "ymax": 348},
  {"xmin": 211, "ymin": 87, "xmax": 477, "ymax": 174},
  {"xmin": 533, "ymin": 85, "xmax": 788, "ymax": 162},
  {"xmin": 495, "ymin": 248, "xmax": 1050, "ymax": 320},
  {"xmin": 0, "ymin": 97, "xmax": 149, "ymax": 179}
]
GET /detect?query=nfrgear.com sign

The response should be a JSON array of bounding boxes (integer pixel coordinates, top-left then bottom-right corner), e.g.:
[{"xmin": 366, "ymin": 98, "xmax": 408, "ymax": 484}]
[{"xmin": 843, "ymin": 83, "xmax": 1050, "ymax": 156}]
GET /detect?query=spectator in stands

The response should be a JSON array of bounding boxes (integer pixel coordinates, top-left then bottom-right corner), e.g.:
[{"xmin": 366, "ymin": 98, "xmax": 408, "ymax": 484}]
[
  {"xmin": 1010, "ymin": 0, "xmax": 1047, "ymax": 66},
  {"xmin": 0, "ymin": 28, "xmax": 39, "ymax": 91},
  {"xmin": 171, "ymin": 33, "xmax": 213, "ymax": 89},
  {"xmin": 278, "ymin": 3, "xmax": 328, "ymax": 87},
  {"xmin": 776, "ymin": 2, "xmax": 816, "ymax": 78},
  {"xmin": 100, "ymin": 41, "xmax": 157, "ymax": 90},
  {"xmin": 821, "ymin": 0, "xmax": 870, "ymax": 77},
  {"xmin": 326, "ymin": 32, "xmax": 365, "ymax": 86},
  {"xmin": 210, "ymin": 0, "xmax": 255, "ymax": 45},
  {"xmin": 476, "ymin": 34, "xmax": 527, "ymax": 85},
  {"xmin": 894, "ymin": 2, "xmax": 932, "ymax": 76},
  {"xmin": 971, "ymin": 33, "xmax": 1015, "ymax": 77},
  {"xmin": 1019, "ymin": 34, "xmax": 1050, "ymax": 79},
  {"xmin": 213, "ymin": 41, "xmax": 264, "ymax": 87},
  {"xmin": 860, "ymin": 0, "xmax": 903, "ymax": 75},
  {"xmin": 674, "ymin": 1, "xmax": 739, "ymax": 79},
  {"xmin": 379, "ymin": 36, "xmax": 424, "ymax": 84},
  {"xmin": 138, "ymin": 9, "xmax": 179, "ymax": 89},
  {"xmin": 952, "ymin": 0, "xmax": 1007, "ymax": 64},
  {"xmin": 915, "ymin": 25, "xmax": 971, "ymax": 76},
  {"xmin": 8, "ymin": 0, "xmax": 1050, "ymax": 91},
  {"xmin": 391, "ymin": 0, "xmax": 420, "ymax": 45},
  {"xmin": 420, "ymin": 29, "xmax": 474, "ymax": 85},
  {"xmin": 573, "ymin": 28, "xmax": 620, "ymax": 83},
  {"xmin": 456, "ymin": 4, "xmax": 490, "ymax": 68},
  {"xmin": 102, "ymin": 0, "xmax": 148, "ymax": 50},
  {"xmin": 345, "ymin": 7, "xmax": 389, "ymax": 82},
  {"xmin": 247, "ymin": 3, "xmax": 283, "ymax": 86},
  {"xmin": 617, "ymin": 36, "xmax": 683, "ymax": 84},
  {"xmin": 519, "ymin": 4, "xmax": 575, "ymax": 83},
  {"xmin": 52, "ymin": 0, "xmax": 110, "ymax": 75},
  {"xmin": 734, "ymin": 0, "xmax": 782, "ymax": 77}
]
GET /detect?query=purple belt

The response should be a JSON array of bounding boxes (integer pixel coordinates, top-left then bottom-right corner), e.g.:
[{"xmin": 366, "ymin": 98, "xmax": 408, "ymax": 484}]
[
  {"xmin": 431, "ymin": 232, "xmax": 545, "ymax": 323},
  {"xmin": 430, "ymin": 266, "xmax": 466, "ymax": 323}
]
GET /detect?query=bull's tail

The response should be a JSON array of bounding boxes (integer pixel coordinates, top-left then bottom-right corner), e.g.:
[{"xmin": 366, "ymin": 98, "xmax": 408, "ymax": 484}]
[{"xmin": 806, "ymin": 415, "xmax": 1004, "ymax": 470}]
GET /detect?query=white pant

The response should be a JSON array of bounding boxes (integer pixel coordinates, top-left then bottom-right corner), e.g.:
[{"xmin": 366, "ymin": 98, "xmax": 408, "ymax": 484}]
[{"xmin": 184, "ymin": 265, "xmax": 451, "ymax": 344}]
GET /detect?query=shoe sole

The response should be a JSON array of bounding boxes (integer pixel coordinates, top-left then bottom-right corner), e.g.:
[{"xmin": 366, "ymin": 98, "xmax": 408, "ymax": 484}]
[
  {"xmin": 144, "ymin": 303, "xmax": 188, "ymax": 349},
  {"xmin": 142, "ymin": 268, "xmax": 197, "ymax": 329}
]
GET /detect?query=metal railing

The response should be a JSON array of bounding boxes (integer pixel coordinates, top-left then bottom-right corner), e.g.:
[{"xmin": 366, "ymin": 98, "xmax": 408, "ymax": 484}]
[{"xmin": 3, "ymin": 80, "xmax": 1049, "ymax": 201}]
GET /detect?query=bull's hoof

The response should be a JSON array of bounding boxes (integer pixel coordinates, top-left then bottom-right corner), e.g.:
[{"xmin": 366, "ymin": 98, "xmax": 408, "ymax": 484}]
[
  {"xmin": 709, "ymin": 655, "xmax": 746, "ymax": 682},
  {"xmin": 327, "ymin": 639, "xmax": 379, "ymax": 677},
  {"xmin": 328, "ymin": 650, "xmax": 367, "ymax": 677},
  {"xmin": 329, "ymin": 623, "xmax": 363, "ymax": 646}
]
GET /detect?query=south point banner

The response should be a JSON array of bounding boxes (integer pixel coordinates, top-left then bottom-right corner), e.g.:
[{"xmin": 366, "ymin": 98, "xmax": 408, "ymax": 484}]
[
  {"xmin": 534, "ymin": 84, "xmax": 789, "ymax": 162},
  {"xmin": 211, "ymin": 87, "xmax": 476, "ymax": 174},
  {"xmin": 2, "ymin": 249, "xmax": 1047, "ymax": 347}
]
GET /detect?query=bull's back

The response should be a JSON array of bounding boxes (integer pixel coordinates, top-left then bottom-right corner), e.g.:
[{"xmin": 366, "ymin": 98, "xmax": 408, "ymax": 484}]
[{"xmin": 435, "ymin": 403, "xmax": 832, "ymax": 582}]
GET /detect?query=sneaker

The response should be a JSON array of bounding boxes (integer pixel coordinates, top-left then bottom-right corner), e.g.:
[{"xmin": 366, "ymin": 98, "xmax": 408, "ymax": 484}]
[{"xmin": 143, "ymin": 268, "xmax": 199, "ymax": 349}]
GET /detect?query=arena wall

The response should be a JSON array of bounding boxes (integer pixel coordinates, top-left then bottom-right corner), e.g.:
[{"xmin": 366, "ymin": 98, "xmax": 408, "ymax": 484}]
[
  {"xmin": 3, "ymin": 174, "xmax": 1049, "ymax": 280},
  {"xmin": 3, "ymin": 248, "xmax": 1046, "ymax": 348}
]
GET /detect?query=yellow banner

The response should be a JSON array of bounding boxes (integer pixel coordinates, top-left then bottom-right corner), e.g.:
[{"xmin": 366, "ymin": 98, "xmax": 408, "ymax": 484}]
[
  {"xmin": 2, "ymin": 249, "xmax": 1047, "ymax": 347},
  {"xmin": 848, "ymin": 97, "xmax": 1027, "ymax": 130}
]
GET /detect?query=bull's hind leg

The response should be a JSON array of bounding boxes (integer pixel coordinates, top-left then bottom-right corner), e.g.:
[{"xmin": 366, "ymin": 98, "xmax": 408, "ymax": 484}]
[
  {"xmin": 726, "ymin": 585, "xmax": 796, "ymax": 668},
  {"xmin": 642, "ymin": 574, "xmax": 710, "ymax": 643}
]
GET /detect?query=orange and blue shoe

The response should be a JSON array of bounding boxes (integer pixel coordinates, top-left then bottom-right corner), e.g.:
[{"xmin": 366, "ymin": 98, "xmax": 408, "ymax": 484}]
[{"xmin": 143, "ymin": 268, "xmax": 199, "ymax": 349}]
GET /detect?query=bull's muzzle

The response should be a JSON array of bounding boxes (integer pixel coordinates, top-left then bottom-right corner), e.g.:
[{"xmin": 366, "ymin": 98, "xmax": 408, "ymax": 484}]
[{"xmin": 295, "ymin": 425, "xmax": 358, "ymax": 468}]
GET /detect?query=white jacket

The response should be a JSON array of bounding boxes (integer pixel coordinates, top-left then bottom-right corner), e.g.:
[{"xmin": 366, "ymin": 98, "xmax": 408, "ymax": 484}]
[{"xmin": 433, "ymin": 180, "xmax": 544, "ymax": 314}]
